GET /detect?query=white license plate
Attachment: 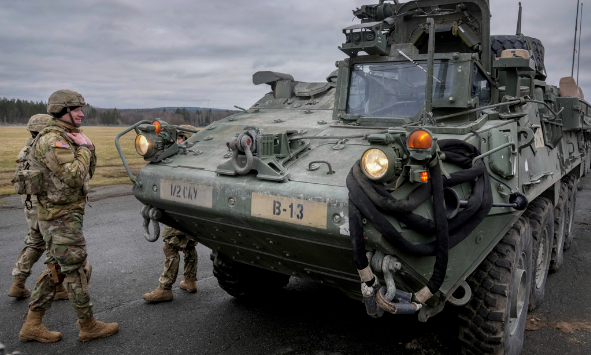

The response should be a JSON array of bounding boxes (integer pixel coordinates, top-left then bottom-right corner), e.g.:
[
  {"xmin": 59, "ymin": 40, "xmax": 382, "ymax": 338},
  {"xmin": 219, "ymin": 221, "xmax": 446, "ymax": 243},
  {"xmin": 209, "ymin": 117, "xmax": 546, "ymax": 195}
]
[
  {"xmin": 251, "ymin": 193, "xmax": 327, "ymax": 229},
  {"xmin": 160, "ymin": 179, "xmax": 213, "ymax": 208}
]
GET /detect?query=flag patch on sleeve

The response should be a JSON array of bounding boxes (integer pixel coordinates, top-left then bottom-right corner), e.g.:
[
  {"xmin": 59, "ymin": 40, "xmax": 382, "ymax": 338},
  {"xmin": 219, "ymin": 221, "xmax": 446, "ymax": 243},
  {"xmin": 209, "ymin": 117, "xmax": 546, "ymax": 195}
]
[{"xmin": 55, "ymin": 141, "xmax": 70, "ymax": 148}]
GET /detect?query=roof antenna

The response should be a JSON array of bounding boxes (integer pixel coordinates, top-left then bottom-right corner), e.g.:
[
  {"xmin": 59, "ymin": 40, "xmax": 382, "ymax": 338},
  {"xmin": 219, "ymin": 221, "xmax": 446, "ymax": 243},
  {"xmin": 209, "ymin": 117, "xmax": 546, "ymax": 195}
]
[
  {"xmin": 572, "ymin": 0, "xmax": 581, "ymax": 77},
  {"xmin": 577, "ymin": 3, "xmax": 584, "ymax": 85},
  {"xmin": 516, "ymin": 2, "xmax": 522, "ymax": 35}
]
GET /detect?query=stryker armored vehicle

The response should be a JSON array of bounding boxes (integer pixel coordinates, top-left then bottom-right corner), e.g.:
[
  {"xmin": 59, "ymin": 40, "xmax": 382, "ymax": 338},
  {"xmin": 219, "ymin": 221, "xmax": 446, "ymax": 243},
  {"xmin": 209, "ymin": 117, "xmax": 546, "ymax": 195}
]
[{"xmin": 117, "ymin": 0, "xmax": 590, "ymax": 353}]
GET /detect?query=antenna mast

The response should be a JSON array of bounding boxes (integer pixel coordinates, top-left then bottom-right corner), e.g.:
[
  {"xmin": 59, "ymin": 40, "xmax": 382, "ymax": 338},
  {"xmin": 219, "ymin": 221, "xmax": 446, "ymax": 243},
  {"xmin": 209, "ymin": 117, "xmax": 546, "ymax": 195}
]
[
  {"xmin": 516, "ymin": 2, "xmax": 522, "ymax": 35},
  {"xmin": 577, "ymin": 3, "xmax": 584, "ymax": 85},
  {"xmin": 573, "ymin": 0, "xmax": 581, "ymax": 77}
]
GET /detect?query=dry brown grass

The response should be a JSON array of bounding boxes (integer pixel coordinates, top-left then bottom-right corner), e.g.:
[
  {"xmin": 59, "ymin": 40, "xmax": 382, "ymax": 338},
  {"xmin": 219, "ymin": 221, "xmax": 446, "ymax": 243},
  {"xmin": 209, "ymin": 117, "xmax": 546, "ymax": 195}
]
[{"xmin": 0, "ymin": 126, "xmax": 149, "ymax": 197}]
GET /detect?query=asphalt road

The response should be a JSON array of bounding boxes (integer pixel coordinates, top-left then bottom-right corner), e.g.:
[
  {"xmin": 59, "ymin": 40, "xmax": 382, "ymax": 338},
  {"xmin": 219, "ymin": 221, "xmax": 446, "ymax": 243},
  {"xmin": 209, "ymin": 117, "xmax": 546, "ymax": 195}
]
[{"xmin": 0, "ymin": 181, "xmax": 590, "ymax": 355}]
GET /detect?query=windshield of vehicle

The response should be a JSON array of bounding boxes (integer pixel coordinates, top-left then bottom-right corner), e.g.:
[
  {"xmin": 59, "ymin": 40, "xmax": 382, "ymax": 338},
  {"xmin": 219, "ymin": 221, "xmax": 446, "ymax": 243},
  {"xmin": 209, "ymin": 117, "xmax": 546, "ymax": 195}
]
[{"xmin": 347, "ymin": 60, "xmax": 455, "ymax": 118}]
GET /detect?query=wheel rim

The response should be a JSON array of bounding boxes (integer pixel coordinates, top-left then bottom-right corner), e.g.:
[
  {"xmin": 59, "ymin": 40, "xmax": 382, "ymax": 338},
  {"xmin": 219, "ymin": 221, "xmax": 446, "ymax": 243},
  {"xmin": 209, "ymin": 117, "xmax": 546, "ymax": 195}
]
[
  {"xmin": 509, "ymin": 252, "xmax": 527, "ymax": 335},
  {"xmin": 535, "ymin": 225, "xmax": 550, "ymax": 289}
]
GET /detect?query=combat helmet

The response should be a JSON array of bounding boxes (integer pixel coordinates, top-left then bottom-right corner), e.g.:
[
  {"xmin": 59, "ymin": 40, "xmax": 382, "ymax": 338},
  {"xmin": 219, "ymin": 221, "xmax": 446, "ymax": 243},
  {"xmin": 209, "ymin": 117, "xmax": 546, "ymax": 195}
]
[
  {"xmin": 47, "ymin": 89, "xmax": 85, "ymax": 115},
  {"xmin": 27, "ymin": 114, "xmax": 52, "ymax": 133},
  {"xmin": 178, "ymin": 125, "xmax": 197, "ymax": 140}
]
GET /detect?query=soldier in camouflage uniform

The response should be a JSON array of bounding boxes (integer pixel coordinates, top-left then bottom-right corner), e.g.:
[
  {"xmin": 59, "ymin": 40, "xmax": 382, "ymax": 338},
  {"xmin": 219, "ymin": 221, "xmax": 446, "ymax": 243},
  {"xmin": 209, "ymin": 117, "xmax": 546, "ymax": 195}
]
[
  {"xmin": 19, "ymin": 90, "xmax": 118, "ymax": 343},
  {"xmin": 143, "ymin": 126, "xmax": 199, "ymax": 303},
  {"xmin": 8, "ymin": 114, "xmax": 68, "ymax": 302}
]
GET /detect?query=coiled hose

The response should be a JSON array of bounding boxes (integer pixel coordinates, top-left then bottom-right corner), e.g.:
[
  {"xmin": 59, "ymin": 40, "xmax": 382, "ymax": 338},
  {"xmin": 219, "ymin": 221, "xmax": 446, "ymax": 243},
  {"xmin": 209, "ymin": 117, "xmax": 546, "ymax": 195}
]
[{"xmin": 347, "ymin": 139, "xmax": 493, "ymax": 296}]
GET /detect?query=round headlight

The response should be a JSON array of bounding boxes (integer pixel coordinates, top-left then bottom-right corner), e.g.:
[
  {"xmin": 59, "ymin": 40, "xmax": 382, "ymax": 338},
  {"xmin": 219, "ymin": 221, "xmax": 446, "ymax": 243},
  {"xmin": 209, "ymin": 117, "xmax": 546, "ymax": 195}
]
[
  {"xmin": 362, "ymin": 149, "xmax": 389, "ymax": 179},
  {"xmin": 135, "ymin": 134, "xmax": 150, "ymax": 156}
]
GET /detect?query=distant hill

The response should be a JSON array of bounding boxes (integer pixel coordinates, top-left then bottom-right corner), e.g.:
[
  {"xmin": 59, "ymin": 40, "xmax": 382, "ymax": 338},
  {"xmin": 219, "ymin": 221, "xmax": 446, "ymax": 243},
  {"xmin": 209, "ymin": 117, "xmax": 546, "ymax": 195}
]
[
  {"xmin": 149, "ymin": 107, "xmax": 230, "ymax": 111},
  {"xmin": 0, "ymin": 96, "xmax": 236, "ymax": 127}
]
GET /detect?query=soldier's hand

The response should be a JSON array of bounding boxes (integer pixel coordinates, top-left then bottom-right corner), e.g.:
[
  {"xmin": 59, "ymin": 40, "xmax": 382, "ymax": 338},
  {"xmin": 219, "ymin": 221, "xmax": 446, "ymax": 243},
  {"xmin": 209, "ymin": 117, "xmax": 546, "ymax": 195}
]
[
  {"xmin": 80, "ymin": 133, "xmax": 94, "ymax": 149},
  {"xmin": 67, "ymin": 133, "xmax": 93, "ymax": 149}
]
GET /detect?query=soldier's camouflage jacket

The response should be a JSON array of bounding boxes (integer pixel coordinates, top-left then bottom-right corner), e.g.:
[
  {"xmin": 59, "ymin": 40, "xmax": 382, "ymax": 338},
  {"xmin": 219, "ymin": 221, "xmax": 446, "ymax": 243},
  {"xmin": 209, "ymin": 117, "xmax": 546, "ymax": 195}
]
[{"xmin": 32, "ymin": 119, "xmax": 97, "ymax": 221}]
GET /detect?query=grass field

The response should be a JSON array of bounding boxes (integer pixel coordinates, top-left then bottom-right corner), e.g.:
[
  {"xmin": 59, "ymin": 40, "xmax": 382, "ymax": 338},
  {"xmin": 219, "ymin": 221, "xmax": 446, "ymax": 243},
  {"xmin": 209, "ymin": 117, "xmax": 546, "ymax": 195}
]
[{"xmin": 0, "ymin": 126, "xmax": 149, "ymax": 197}]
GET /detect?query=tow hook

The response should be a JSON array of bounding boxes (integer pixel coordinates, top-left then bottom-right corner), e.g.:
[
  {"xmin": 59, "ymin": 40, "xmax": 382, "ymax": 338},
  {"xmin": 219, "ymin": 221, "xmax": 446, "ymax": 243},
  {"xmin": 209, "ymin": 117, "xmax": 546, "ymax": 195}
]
[
  {"xmin": 141, "ymin": 205, "xmax": 161, "ymax": 242},
  {"xmin": 227, "ymin": 131, "xmax": 257, "ymax": 175},
  {"xmin": 366, "ymin": 251, "xmax": 422, "ymax": 316}
]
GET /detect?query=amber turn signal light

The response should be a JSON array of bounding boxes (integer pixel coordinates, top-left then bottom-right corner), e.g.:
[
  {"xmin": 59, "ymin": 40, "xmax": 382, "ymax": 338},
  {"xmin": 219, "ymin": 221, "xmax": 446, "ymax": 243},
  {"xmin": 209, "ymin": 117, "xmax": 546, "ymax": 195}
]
[
  {"xmin": 152, "ymin": 120, "xmax": 162, "ymax": 134},
  {"xmin": 408, "ymin": 130, "xmax": 432, "ymax": 149},
  {"xmin": 420, "ymin": 171, "xmax": 429, "ymax": 182}
]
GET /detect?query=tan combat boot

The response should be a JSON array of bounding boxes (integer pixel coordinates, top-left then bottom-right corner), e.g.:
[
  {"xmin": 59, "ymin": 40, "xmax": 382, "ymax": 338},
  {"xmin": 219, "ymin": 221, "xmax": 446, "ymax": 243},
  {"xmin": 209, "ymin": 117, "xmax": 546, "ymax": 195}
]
[
  {"xmin": 53, "ymin": 283, "xmax": 69, "ymax": 301},
  {"xmin": 19, "ymin": 310, "xmax": 62, "ymax": 343},
  {"xmin": 142, "ymin": 286, "xmax": 173, "ymax": 303},
  {"xmin": 180, "ymin": 280, "xmax": 197, "ymax": 293},
  {"xmin": 78, "ymin": 317, "xmax": 119, "ymax": 342},
  {"xmin": 8, "ymin": 277, "xmax": 30, "ymax": 298}
]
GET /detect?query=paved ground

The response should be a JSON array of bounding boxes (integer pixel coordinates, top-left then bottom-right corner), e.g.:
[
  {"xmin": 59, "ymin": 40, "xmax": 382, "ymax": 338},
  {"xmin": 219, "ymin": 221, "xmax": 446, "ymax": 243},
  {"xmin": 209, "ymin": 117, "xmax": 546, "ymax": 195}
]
[{"xmin": 0, "ymin": 181, "xmax": 590, "ymax": 355}]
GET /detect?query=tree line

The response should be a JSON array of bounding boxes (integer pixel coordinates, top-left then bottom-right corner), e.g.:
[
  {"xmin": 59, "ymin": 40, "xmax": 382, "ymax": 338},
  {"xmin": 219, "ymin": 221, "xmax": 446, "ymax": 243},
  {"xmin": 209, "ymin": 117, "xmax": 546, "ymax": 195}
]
[{"xmin": 0, "ymin": 97, "xmax": 236, "ymax": 127}]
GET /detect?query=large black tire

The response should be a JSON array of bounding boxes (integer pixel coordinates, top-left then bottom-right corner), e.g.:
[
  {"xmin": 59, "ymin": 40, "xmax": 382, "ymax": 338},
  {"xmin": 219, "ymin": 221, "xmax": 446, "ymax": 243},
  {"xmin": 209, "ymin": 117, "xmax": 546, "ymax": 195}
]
[
  {"xmin": 563, "ymin": 175, "xmax": 579, "ymax": 250},
  {"xmin": 549, "ymin": 182, "xmax": 568, "ymax": 272},
  {"xmin": 490, "ymin": 35, "xmax": 545, "ymax": 74},
  {"xmin": 458, "ymin": 217, "xmax": 533, "ymax": 355},
  {"xmin": 523, "ymin": 197, "xmax": 554, "ymax": 311},
  {"xmin": 211, "ymin": 251, "xmax": 291, "ymax": 298}
]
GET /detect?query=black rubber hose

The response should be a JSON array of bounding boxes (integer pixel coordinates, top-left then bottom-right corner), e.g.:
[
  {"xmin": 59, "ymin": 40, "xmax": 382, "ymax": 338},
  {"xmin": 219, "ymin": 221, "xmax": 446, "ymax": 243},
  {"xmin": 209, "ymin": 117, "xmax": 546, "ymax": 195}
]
[
  {"xmin": 426, "ymin": 161, "xmax": 449, "ymax": 294},
  {"xmin": 346, "ymin": 139, "xmax": 493, "ymax": 269},
  {"xmin": 352, "ymin": 160, "xmax": 489, "ymax": 235},
  {"xmin": 349, "ymin": 201, "xmax": 369, "ymax": 270}
]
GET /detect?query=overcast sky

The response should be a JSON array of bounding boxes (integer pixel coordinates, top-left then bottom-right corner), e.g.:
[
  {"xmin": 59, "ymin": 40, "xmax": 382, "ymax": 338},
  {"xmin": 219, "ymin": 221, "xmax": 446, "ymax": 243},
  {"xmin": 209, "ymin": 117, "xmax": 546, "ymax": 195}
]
[{"xmin": 0, "ymin": 0, "xmax": 588, "ymax": 109}]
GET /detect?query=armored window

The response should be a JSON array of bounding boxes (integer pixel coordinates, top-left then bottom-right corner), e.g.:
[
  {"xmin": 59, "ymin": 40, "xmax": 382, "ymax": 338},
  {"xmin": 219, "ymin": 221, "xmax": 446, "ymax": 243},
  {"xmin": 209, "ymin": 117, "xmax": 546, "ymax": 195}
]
[
  {"xmin": 347, "ymin": 60, "xmax": 455, "ymax": 118},
  {"xmin": 472, "ymin": 64, "xmax": 491, "ymax": 106}
]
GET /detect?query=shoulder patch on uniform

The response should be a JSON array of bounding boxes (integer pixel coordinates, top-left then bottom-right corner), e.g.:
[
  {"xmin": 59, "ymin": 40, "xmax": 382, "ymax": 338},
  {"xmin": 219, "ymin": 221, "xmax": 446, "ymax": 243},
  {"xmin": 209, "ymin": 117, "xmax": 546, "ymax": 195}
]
[{"xmin": 55, "ymin": 141, "xmax": 70, "ymax": 148}]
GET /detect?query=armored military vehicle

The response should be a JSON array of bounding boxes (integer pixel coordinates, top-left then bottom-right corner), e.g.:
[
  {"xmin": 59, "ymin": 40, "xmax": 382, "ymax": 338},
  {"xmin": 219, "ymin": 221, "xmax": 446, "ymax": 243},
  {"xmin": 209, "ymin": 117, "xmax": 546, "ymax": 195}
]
[{"xmin": 117, "ymin": 0, "xmax": 590, "ymax": 353}]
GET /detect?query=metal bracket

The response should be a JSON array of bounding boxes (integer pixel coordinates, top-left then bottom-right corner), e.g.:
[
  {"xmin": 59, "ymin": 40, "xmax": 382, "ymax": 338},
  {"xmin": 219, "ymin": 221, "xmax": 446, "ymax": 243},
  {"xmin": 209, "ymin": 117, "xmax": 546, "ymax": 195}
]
[
  {"xmin": 523, "ymin": 171, "xmax": 554, "ymax": 187},
  {"xmin": 517, "ymin": 127, "xmax": 535, "ymax": 150},
  {"xmin": 333, "ymin": 139, "xmax": 347, "ymax": 150},
  {"xmin": 472, "ymin": 142, "xmax": 517, "ymax": 167},
  {"xmin": 417, "ymin": 301, "xmax": 446, "ymax": 322},
  {"xmin": 308, "ymin": 161, "xmax": 335, "ymax": 174}
]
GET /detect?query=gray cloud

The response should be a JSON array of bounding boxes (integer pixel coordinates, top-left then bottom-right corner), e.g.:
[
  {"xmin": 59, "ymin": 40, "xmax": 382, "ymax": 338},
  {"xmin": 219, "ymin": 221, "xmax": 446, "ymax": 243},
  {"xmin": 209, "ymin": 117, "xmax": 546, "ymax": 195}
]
[{"xmin": 0, "ymin": 0, "xmax": 588, "ymax": 109}]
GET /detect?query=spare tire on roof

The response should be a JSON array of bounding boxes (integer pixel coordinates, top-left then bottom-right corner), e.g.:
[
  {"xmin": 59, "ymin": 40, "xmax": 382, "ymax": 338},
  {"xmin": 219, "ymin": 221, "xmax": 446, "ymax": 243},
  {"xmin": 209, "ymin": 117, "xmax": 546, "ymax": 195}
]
[{"xmin": 491, "ymin": 35, "xmax": 546, "ymax": 79}]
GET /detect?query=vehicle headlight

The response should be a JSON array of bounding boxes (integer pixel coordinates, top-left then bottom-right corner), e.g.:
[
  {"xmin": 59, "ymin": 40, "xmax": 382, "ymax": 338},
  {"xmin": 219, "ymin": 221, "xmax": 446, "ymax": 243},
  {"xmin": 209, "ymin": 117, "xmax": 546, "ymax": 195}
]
[
  {"xmin": 362, "ymin": 149, "xmax": 389, "ymax": 179},
  {"xmin": 135, "ymin": 134, "xmax": 150, "ymax": 156}
]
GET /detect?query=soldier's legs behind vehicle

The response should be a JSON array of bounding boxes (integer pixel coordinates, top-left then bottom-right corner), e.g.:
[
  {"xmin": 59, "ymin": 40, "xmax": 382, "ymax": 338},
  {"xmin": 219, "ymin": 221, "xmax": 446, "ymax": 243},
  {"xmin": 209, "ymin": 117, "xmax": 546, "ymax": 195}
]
[
  {"xmin": 179, "ymin": 242, "xmax": 198, "ymax": 293},
  {"xmin": 182, "ymin": 242, "xmax": 198, "ymax": 282},
  {"xmin": 159, "ymin": 243, "xmax": 180, "ymax": 290}
]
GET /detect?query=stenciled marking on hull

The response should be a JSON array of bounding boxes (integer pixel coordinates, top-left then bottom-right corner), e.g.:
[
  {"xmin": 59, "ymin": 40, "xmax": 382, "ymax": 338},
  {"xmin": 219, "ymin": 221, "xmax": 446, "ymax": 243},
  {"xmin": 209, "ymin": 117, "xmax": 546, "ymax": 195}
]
[
  {"xmin": 251, "ymin": 192, "xmax": 328, "ymax": 229},
  {"xmin": 160, "ymin": 179, "xmax": 213, "ymax": 208}
]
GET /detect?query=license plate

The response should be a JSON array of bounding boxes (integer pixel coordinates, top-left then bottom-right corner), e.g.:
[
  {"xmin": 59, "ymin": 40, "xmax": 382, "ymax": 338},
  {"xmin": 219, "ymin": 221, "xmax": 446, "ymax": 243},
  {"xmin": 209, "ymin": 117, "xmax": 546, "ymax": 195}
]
[
  {"xmin": 160, "ymin": 179, "xmax": 213, "ymax": 208},
  {"xmin": 251, "ymin": 193, "xmax": 327, "ymax": 229}
]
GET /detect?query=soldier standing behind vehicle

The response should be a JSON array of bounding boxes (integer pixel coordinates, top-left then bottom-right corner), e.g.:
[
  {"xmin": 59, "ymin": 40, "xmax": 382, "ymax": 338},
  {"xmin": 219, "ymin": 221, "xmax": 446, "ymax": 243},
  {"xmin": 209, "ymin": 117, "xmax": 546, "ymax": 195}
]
[
  {"xmin": 8, "ymin": 114, "xmax": 68, "ymax": 302},
  {"xmin": 18, "ymin": 90, "xmax": 118, "ymax": 343},
  {"xmin": 144, "ymin": 125, "xmax": 199, "ymax": 303}
]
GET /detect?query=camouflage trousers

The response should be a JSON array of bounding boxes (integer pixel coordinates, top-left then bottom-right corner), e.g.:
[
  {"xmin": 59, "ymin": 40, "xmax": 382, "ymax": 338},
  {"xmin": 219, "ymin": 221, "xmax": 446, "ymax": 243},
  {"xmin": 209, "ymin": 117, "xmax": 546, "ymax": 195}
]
[
  {"xmin": 29, "ymin": 213, "xmax": 93, "ymax": 319},
  {"xmin": 12, "ymin": 205, "xmax": 45, "ymax": 279},
  {"xmin": 158, "ymin": 237, "xmax": 198, "ymax": 290}
]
